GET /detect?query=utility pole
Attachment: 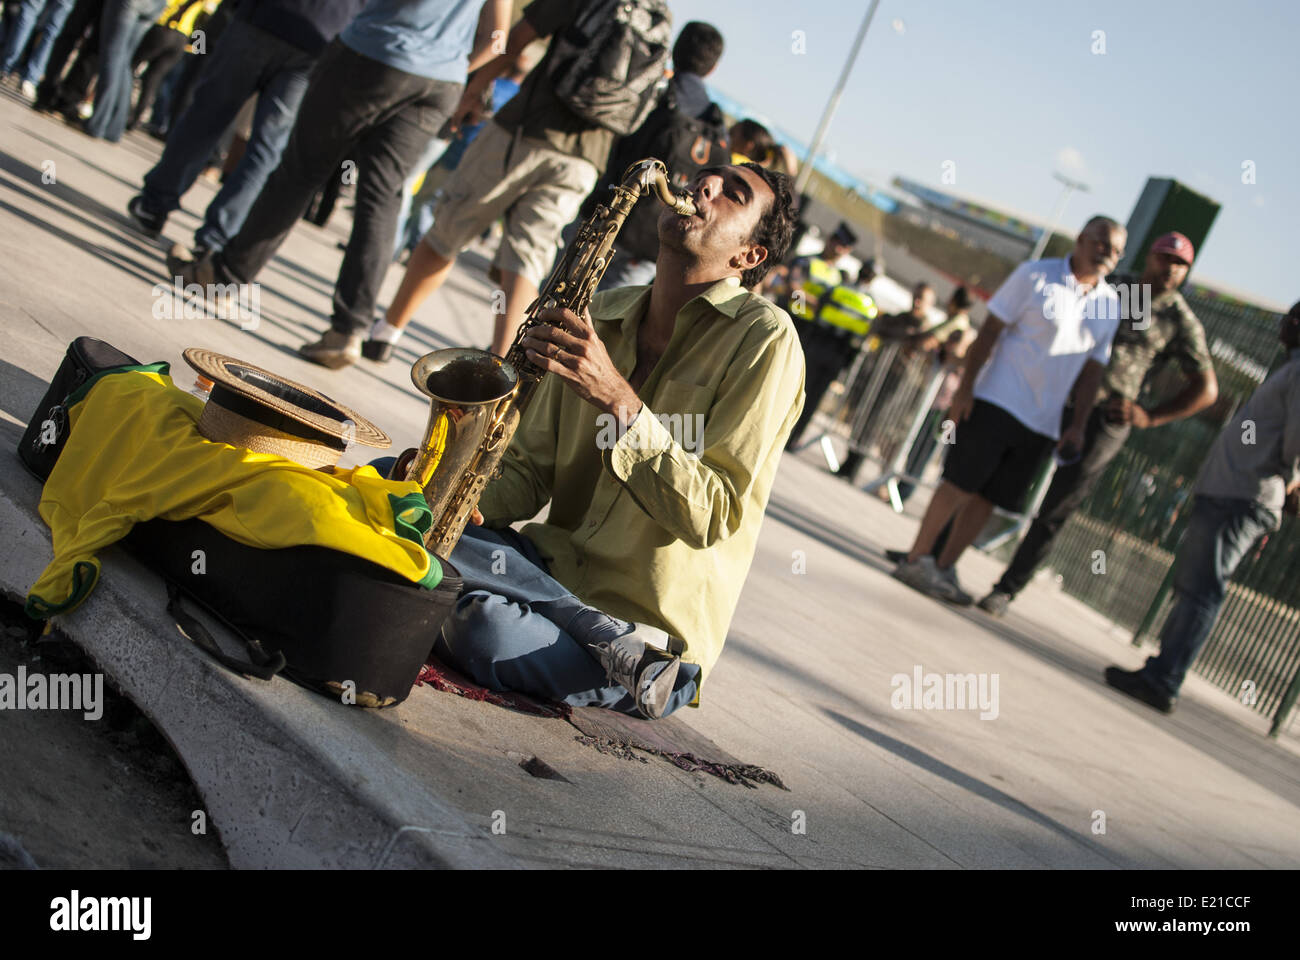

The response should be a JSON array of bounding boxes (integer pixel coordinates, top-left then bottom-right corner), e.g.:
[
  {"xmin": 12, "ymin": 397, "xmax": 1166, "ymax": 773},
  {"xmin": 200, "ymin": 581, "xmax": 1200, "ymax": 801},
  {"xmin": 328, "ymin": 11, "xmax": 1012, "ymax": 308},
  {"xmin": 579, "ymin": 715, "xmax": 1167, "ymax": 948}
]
[
  {"xmin": 794, "ymin": 0, "xmax": 881, "ymax": 196},
  {"xmin": 1029, "ymin": 171, "xmax": 1090, "ymax": 261}
]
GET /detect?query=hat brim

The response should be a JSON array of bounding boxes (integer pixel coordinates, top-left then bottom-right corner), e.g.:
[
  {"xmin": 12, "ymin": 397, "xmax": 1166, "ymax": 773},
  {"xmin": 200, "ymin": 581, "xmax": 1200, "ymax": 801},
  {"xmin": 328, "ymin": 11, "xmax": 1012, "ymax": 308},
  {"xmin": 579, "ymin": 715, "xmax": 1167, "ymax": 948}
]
[{"xmin": 183, "ymin": 348, "xmax": 390, "ymax": 450}]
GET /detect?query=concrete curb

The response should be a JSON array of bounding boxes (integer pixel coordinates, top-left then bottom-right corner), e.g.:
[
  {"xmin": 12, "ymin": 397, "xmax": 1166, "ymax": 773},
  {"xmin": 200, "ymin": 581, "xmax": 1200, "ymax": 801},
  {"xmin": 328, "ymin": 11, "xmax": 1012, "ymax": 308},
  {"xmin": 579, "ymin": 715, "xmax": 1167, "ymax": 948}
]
[{"xmin": 0, "ymin": 469, "xmax": 516, "ymax": 869}]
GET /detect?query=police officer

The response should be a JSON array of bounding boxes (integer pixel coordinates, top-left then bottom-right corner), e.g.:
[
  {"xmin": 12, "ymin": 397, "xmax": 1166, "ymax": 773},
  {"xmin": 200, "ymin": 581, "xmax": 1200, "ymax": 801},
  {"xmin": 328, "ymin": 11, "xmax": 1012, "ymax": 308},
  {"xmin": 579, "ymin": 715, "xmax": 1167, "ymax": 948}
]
[
  {"xmin": 786, "ymin": 257, "xmax": 878, "ymax": 450},
  {"xmin": 783, "ymin": 222, "xmax": 859, "ymax": 319}
]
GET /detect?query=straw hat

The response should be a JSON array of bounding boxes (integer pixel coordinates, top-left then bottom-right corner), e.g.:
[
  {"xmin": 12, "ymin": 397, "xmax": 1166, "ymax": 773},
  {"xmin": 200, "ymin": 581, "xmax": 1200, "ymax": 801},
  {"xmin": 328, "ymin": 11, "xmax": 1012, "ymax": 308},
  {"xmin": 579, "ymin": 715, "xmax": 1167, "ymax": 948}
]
[{"xmin": 183, "ymin": 348, "xmax": 390, "ymax": 469}]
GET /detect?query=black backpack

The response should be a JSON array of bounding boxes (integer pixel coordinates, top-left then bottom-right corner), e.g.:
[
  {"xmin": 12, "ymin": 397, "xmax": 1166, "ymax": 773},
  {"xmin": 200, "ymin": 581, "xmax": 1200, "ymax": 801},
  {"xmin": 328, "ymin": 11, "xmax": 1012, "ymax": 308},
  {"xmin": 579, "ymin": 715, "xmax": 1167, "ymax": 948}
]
[
  {"xmin": 547, "ymin": 0, "xmax": 673, "ymax": 136},
  {"xmin": 586, "ymin": 85, "xmax": 730, "ymax": 262}
]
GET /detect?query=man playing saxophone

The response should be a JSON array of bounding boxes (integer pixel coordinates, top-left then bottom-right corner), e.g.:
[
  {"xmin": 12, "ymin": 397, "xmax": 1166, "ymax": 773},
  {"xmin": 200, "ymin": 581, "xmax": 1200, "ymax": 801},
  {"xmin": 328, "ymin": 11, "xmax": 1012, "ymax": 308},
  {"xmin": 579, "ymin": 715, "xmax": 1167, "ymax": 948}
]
[{"xmin": 435, "ymin": 162, "xmax": 803, "ymax": 719}]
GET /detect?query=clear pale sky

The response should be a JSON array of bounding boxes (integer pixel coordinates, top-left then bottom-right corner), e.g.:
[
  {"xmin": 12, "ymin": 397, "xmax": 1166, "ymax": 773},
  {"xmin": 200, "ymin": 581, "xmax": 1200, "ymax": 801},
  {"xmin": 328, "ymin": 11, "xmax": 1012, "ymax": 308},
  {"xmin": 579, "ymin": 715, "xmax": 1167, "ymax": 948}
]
[{"xmin": 667, "ymin": 0, "xmax": 1296, "ymax": 310}]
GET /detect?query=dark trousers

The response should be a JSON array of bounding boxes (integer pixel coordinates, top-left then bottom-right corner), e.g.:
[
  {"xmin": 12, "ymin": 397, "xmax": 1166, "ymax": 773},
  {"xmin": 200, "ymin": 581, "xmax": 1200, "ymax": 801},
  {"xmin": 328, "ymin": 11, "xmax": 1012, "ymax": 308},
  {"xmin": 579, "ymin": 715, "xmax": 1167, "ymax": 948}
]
[
  {"xmin": 85, "ymin": 0, "xmax": 161, "ymax": 141},
  {"xmin": 991, "ymin": 406, "xmax": 1130, "ymax": 596},
  {"xmin": 141, "ymin": 15, "xmax": 316, "ymax": 252},
  {"xmin": 217, "ymin": 41, "xmax": 461, "ymax": 336},
  {"xmin": 1140, "ymin": 495, "xmax": 1275, "ymax": 696},
  {"xmin": 33, "ymin": 0, "xmax": 101, "ymax": 110},
  {"xmin": 788, "ymin": 324, "xmax": 853, "ymax": 449},
  {"xmin": 165, "ymin": 0, "xmax": 228, "ymax": 128},
  {"xmin": 127, "ymin": 22, "xmax": 184, "ymax": 129}
]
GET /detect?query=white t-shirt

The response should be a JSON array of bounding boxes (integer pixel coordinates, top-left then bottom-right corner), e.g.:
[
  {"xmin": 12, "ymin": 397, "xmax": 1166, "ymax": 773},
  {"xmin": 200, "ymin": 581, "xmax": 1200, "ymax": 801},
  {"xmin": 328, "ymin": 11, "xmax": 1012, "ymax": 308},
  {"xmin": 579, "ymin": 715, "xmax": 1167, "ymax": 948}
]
[{"xmin": 974, "ymin": 257, "xmax": 1120, "ymax": 439}]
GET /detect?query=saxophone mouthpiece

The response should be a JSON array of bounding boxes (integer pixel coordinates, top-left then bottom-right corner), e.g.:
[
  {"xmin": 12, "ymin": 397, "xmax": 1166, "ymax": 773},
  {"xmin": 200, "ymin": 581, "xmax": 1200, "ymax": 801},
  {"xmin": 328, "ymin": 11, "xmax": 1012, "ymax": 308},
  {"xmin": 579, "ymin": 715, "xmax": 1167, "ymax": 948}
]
[{"xmin": 629, "ymin": 158, "xmax": 697, "ymax": 217}]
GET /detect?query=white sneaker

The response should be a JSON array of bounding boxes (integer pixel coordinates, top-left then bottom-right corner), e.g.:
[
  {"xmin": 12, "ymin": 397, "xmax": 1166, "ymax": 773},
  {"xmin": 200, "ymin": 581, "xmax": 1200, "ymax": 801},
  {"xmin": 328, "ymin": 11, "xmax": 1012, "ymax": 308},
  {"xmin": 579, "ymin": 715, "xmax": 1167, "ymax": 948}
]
[
  {"xmin": 19, "ymin": 80, "xmax": 37, "ymax": 101},
  {"xmin": 588, "ymin": 623, "xmax": 682, "ymax": 720}
]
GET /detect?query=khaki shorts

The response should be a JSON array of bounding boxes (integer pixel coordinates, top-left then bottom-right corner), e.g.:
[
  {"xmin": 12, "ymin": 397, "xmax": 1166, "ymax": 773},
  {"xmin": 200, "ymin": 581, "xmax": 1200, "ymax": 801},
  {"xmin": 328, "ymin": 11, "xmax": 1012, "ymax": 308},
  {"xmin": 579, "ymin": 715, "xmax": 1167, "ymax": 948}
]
[{"xmin": 424, "ymin": 122, "xmax": 599, "ymax": 288}]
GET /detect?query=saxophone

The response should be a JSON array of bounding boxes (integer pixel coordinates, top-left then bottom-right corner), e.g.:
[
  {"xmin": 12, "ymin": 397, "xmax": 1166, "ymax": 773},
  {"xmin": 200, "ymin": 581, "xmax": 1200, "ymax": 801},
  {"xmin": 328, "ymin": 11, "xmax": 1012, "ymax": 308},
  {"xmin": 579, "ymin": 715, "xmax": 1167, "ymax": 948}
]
[{"xmin": 393, "ymin": 159, "xmax": 697, "ymax": 559}]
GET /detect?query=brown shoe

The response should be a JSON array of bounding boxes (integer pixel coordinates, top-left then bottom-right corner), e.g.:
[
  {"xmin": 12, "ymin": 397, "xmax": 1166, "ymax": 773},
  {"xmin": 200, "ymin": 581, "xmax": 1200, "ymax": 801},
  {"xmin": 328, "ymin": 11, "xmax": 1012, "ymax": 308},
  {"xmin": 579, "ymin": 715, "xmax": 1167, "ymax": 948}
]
[
  {"xmin": 298, "ymin": 329, "xmax": 362, "ymax": 369},
  {"xmin": 168, "ymin": 247, "xmax": 219, "ymax": 287}
]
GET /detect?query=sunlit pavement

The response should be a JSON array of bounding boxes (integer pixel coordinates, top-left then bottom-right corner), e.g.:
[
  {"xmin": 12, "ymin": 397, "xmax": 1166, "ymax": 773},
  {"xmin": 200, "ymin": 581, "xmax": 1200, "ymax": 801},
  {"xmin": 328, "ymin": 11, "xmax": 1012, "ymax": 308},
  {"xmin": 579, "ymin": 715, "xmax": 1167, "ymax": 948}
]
[{"xmin": 2, "ymin": 88, "xmax": 1297, "ymax": 868}]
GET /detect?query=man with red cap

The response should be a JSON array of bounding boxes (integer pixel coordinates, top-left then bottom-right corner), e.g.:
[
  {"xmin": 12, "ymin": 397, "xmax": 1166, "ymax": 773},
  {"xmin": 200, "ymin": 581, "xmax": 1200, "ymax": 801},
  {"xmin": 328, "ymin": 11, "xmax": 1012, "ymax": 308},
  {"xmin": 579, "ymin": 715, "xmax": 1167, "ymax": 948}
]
[{"xmin": 977, "ymin": 231, "xmax": 1218, "ymax": 616}]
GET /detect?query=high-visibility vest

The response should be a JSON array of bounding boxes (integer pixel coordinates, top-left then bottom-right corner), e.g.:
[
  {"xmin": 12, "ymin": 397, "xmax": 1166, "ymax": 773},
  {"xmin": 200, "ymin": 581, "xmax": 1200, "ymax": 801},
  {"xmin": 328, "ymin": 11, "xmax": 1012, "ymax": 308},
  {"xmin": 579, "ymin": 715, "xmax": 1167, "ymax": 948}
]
[
  {"xmin": 816, "ymin": 283, "xmax": 877, "ymax": 336},
  {"xmin": 159, "ymin": 0, "xmax": 217, "ymax": 35},
  {"xmin": 790, "ymin": 257, "xmax": 842, "ymax": 321}
]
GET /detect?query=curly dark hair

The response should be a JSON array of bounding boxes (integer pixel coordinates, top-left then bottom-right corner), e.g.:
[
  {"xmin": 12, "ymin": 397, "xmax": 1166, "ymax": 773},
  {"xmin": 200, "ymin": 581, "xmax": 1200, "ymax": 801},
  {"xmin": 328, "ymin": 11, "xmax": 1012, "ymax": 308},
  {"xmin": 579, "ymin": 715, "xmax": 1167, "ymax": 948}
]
[{"xmin": 739, "ymin": 162, "xmax": 797, "ymax": 289}]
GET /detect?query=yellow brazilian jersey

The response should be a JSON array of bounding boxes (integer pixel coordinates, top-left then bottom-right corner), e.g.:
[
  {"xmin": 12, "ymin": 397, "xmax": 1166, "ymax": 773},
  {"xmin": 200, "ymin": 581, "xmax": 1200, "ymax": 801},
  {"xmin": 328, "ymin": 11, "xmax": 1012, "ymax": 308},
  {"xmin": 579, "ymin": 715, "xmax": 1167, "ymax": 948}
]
[{"xmin": 27, "ymin": 366, "xmax": 440, "ymax": 618}]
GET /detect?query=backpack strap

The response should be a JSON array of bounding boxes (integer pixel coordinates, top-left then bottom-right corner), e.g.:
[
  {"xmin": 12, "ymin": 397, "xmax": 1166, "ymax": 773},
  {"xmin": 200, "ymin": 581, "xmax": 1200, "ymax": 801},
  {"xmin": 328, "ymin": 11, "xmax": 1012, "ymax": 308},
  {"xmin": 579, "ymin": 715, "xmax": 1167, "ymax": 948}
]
[{"xmin": 166, "ymin": 582, "xmax": 286, "ymax": 681}]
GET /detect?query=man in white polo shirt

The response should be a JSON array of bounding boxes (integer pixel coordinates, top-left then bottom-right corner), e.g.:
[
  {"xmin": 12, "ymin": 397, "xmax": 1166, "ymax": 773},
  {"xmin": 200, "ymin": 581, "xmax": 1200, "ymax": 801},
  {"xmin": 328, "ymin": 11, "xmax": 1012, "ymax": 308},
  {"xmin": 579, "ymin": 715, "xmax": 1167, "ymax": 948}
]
[{"xmin": 894, "ymin": 216, "xmax": 1126, "ymax": 603}]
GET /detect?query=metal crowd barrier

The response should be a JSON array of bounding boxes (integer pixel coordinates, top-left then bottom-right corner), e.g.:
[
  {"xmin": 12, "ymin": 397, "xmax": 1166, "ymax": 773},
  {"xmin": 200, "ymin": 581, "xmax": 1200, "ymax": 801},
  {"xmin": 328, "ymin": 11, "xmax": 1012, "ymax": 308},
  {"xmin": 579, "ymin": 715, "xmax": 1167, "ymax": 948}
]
[
  {"xmin": 799, "ymin": 342, "xmax": 937, "ymax": 475},
  {"xmin": 798, "ymin": 340, "xmax": 1050, "ymax": 528}
]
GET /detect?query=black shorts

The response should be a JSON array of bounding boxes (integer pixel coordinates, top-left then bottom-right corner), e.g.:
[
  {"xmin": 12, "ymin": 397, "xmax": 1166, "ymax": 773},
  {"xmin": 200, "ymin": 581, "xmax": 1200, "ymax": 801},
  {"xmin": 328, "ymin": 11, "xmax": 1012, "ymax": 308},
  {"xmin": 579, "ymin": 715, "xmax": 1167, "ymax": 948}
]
[{"xmin": 942, "ymin": 399, "xmax": 1054, "ymax": 512}]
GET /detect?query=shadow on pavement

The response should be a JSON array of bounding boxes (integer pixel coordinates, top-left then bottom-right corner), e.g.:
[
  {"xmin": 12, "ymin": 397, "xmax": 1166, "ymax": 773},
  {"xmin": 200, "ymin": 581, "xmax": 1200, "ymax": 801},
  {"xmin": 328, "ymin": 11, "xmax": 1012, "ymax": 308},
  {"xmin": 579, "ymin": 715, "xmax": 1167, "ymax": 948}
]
[
  {"xmin": 766, "ymin": 489, "xmax": 1300, "ymax": 813},
  {"xmin": 820, "ymin": 706, "xmax": 1135, "ymax": 868}
]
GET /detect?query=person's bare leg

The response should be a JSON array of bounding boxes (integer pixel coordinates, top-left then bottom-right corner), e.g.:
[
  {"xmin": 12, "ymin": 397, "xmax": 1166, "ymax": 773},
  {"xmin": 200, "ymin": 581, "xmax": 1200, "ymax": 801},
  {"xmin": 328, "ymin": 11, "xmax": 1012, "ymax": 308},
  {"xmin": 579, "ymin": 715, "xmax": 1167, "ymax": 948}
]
[
  {"xmin": 386, "ymin": 240, "xmax": 455, "ymax": 329},
  {"xmin": 492, "ymin": 268, "xmax": 537, "ymax": 357},
  {"xmin": 937, "ymin": 494, "xmax": 995, "ymax": 569},
  {"xmin": 907, "ymin": 481, "xmax": 971, "ymax": 562}
]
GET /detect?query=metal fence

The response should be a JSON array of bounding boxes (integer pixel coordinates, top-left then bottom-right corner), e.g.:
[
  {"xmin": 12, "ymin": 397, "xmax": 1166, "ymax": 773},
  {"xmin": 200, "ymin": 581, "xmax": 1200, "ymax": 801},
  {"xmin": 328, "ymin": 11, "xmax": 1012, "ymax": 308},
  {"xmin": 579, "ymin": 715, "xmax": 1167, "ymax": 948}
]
[{"xmin": 1037, "ymin": 292, "xmax": 1299, "ymax": 735}]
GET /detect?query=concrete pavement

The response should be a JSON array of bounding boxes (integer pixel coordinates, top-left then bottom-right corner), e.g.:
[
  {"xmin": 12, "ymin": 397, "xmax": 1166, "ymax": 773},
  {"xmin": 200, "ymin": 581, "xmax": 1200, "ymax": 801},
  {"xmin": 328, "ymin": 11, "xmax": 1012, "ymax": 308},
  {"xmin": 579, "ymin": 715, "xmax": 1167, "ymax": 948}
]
[{"xmin": 1, "ymin": 88, "xmax": 1297, "ymax": 869}]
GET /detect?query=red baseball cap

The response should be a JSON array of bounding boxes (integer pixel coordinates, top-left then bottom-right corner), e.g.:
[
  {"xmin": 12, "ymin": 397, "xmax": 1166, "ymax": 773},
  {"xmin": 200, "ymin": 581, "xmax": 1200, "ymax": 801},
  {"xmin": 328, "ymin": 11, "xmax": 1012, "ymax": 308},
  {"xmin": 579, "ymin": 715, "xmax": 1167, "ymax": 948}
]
[{"xmin": 1150, "ymin": 231, "xmax": 1195, "ymax": 265}]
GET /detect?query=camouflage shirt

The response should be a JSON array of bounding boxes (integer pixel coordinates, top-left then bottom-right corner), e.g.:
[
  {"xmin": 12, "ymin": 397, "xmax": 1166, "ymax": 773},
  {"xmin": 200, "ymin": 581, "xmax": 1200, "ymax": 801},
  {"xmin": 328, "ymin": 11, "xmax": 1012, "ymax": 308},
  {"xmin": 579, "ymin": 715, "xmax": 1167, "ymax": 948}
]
[{"xmin": 1099, "ymin": 273, "xmax": 1213, "ymax": 403}]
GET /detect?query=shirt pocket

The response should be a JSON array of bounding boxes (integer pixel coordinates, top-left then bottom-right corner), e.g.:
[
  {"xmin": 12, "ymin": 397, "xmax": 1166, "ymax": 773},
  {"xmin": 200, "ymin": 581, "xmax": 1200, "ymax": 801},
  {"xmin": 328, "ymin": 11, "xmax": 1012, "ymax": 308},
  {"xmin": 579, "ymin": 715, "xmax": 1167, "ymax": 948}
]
[
  {"xmin": 651, "ymin": 378, "xmax": 715, "ymax": 458},
  {"xmin": 654, "ymin": 377, "xmax": 715, "ymax": 415}
]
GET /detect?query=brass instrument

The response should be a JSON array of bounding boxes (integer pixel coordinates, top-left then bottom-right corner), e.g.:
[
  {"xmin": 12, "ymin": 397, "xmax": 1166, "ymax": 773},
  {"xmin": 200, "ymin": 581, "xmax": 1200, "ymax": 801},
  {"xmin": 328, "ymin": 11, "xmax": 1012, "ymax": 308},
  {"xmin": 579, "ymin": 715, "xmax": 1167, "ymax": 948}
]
[{"xmin": 393, "ymin": 159, "xmax": 697, "ymax": 559}]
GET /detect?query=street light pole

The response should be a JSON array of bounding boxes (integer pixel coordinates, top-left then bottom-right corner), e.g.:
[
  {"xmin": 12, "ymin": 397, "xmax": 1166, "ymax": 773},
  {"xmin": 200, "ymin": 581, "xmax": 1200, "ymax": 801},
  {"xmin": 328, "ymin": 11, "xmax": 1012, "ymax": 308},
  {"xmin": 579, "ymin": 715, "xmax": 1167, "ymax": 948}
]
[
  {"xmin": 1029, "ymin": 171, "xmax": 1090, "ymax": 261},
  {"xmin": 793, "ymin": 0, "xmax": 881, "ymax": 196}
]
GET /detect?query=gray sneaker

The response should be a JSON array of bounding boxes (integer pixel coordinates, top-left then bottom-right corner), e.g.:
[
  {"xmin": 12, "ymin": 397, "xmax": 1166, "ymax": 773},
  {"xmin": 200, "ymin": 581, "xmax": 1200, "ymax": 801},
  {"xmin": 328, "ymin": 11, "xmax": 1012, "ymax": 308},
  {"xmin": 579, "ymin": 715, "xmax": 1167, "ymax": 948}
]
[
  {"xmin": 978, "ymin": 589, "xmax": 1011, "ymax": 617},
  {"xmin": 892, "ymin": 555, "xmax": 944, "ymax": 595},
  {"xmin": 588, "ymin": 623, "xmax": 682, "ymax": 720},
  {"xmin": 934, "ymin": 564, "xmax": 974, "ymax": 605}
]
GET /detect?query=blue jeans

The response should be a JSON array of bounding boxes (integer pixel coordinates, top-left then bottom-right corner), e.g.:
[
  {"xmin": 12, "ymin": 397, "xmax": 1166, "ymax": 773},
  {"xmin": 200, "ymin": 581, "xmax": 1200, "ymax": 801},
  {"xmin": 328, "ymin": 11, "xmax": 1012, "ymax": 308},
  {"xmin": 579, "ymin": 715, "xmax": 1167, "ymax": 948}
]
[
  {"xmin": 1141, "ymin": 495, "xmax": 1277, "ymax": 696},
  {"xmin": 139, "ymin": 16, "xmax": 314, "ymax": 251},
  {"xmin": 437, "ymin": 525, "xmax": 701, "ymax": 716},
  {"xmin": 84, "ymin": 0, "xmax": 159, "ymax": 141},
  {"xmin": 0, "ymin": 0, "xmax": 76, "ymax": 83}
]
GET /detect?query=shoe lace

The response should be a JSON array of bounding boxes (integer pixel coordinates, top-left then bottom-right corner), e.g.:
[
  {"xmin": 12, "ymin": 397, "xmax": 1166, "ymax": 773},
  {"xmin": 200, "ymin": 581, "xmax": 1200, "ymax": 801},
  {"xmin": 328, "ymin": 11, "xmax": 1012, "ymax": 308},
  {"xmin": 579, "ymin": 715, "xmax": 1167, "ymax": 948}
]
[{"xmin": 601, "ymin": 639, "xmax": 643, "ymax": 687}]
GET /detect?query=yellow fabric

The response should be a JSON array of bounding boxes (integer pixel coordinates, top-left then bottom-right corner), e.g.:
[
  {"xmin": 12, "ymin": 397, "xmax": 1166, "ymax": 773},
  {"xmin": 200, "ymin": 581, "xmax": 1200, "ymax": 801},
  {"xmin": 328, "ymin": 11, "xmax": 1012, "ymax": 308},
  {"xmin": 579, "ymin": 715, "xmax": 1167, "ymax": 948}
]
[
  {"xmin": 28, "ymin": 368, "xmax": 437, "ymax": 615},
  {"xmin": 816, "ymin": 284, "xmax": 878, "ymax": 335},
  {"xmin": 159, "ymin": 0, "xmax": 219, "ymax": 35},
  {"xmin": 790, "ymin": 257, "xmax": 843, "ymax": 321},
  {"xmin": 477, "ymin": 278, "xmax": 806, "ymax": 702}
]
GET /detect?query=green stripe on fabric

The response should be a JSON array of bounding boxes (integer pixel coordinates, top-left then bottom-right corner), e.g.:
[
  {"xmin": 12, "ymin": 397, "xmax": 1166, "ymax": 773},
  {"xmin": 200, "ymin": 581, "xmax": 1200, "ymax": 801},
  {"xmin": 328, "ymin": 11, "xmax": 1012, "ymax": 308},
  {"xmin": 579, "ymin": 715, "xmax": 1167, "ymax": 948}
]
[
  {"xmin": 388, "ymin": 492, "xmax": 442, "ymax": 590},
  {"xmin": 65, "ymin": 363, "xmax": 171, "ymax": 408},
  {"xmin": 24, "ymin": 561, "xmax": 100, "ymax": 619}
]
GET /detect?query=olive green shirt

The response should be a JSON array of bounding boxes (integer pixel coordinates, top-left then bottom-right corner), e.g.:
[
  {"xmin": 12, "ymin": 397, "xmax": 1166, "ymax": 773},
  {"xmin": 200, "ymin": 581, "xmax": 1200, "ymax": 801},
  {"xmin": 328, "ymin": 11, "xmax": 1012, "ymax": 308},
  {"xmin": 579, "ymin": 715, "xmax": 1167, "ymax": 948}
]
[
  {"xmin": 1100, "ymin": 274, "xmax": 1212, "ymax": 403},
  {"xmin": 477, "ymin": 279, "xmax": 806, "ymax": 700}
]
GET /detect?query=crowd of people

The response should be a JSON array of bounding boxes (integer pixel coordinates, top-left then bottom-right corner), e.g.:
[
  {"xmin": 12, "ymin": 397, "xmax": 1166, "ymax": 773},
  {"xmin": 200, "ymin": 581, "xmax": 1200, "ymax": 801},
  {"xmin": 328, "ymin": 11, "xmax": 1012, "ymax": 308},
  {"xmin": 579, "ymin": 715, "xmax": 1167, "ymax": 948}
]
[
  {"xmin": 4, "ymin": 0, "xmax": 1297, "ymax": 722},
  {"xmin": 759, "ymin": 209, "xmax": 1296, "ymax": 716}
]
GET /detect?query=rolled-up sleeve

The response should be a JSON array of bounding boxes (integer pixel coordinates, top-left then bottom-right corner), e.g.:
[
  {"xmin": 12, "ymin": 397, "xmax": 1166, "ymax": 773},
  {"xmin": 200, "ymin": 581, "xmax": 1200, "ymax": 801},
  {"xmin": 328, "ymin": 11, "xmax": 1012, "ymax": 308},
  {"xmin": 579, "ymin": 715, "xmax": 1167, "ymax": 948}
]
[{"xmin": 602, "ymin": 323, "xmax": 804, "ymax": 549}]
